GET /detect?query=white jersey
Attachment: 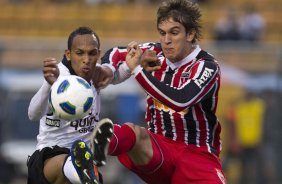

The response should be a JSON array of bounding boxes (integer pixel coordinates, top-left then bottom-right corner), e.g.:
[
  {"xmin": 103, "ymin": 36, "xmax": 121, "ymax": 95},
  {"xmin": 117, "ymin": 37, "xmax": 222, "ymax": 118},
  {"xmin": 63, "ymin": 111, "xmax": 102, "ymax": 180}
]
[{"xmin": 28, "ymin": 62, "xmax": 100, "ymax": 150}]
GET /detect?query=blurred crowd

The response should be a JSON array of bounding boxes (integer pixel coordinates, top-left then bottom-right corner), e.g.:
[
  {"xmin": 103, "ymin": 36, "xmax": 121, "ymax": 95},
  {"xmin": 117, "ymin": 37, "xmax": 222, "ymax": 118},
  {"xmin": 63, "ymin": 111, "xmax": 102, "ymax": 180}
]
[
  {"xmin": 7, "ymin": 0, "xmax": 209, "ymax": 4},
  {"xmin": 213, "ymin": 5, "xmax": 265, "ymax": 43},
  {"xmin": 7, "ymin": 0, "xmax": 164, "ymax": 5}
]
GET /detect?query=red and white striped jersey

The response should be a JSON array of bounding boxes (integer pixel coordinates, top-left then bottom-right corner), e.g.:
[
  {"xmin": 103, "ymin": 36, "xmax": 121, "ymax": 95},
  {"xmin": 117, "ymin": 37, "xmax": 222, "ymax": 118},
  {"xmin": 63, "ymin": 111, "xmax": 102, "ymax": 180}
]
[{"xmin": 102, "ymin": 42, "xmax": 222, "ymax": 156}]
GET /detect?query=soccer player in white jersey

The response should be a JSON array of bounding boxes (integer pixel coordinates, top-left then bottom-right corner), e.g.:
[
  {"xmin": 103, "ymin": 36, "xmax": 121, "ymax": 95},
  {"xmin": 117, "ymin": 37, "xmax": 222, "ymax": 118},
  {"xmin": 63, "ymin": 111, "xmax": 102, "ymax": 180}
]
[{"xmin": 27, "ymin": 26, "xmax": 113, "ymax": 184}]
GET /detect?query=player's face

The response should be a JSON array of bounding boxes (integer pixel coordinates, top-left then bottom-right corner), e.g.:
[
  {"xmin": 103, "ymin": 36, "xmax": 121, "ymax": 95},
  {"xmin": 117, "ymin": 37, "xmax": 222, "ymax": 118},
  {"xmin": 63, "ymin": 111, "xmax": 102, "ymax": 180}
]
[
  {"xmin": 65, "ymin": 34, "xmax": 100, "ymax": 82},
  {"xmin": 158, "ymin": 18, "xmax": 195, "ymax": 63}
]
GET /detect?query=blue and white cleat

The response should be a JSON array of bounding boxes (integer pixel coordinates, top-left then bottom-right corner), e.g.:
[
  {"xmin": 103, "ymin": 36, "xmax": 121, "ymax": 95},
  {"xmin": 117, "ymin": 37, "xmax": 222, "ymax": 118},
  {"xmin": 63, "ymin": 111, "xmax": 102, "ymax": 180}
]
[
  {"xmin": 91, "ymin": 118, "xmax": 113, "ymax": 167},
  {"xmin": 70, "ymin": 140, "xmax": 100, "ymax": 184}
]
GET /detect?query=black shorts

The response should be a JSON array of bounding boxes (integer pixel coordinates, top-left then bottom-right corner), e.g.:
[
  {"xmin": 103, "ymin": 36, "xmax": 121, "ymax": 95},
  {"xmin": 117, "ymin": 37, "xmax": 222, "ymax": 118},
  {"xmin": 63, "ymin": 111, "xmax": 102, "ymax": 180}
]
[{"xmin": 26, "ymin": 146, "xmax": 69, "ymax": 184}]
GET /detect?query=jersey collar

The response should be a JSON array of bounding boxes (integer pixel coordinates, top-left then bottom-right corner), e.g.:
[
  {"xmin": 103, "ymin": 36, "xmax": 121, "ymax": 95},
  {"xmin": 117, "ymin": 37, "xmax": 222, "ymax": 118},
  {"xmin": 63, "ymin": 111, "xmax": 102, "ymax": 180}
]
[{"xmin": 62, "ymin": 55, "xmax": 77, "ymax": 75}]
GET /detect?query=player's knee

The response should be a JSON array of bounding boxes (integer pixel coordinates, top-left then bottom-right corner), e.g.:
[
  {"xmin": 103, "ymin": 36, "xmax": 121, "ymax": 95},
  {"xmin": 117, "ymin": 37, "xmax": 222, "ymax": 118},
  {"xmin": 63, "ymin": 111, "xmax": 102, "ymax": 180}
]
[
  {"xmin": 124, "ymin": 123, "xmax": 150, "ymax": 145},
  {"xmin": 124, "ymin": 123, "xmax": 153, "ymax": 165}
]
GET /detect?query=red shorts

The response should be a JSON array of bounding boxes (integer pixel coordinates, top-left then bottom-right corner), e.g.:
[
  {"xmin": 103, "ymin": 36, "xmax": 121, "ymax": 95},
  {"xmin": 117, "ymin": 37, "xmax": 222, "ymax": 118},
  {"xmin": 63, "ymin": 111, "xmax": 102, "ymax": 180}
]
[{"xmin": 118, "ymin": 131, "xmax": 226, "ymax": 184}]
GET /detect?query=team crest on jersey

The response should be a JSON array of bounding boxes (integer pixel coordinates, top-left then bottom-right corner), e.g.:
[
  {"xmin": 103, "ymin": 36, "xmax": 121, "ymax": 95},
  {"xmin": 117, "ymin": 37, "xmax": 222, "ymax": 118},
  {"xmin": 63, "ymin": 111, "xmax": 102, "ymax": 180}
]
[
  {"xmin": 180, "ymin": 72, "xmax": 190, "ymax": 84},
  {"xmin": 45, "ymin": 118, "xmax": 60, "ymax": 127},
  {"xmin": 215, "ymin": 168, "xmax": 226, "ymax": 184},
  {"xmin": 181, "ymin": 72, "xmax": 190, "ymax": 79}
]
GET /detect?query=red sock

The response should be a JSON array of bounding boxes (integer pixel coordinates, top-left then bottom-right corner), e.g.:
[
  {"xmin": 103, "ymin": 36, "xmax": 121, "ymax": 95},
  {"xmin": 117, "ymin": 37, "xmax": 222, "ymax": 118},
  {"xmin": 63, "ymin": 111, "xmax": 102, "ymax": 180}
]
[{"xmin": 108, "ymin": 124, "xmax": 136, "ymax": 156}]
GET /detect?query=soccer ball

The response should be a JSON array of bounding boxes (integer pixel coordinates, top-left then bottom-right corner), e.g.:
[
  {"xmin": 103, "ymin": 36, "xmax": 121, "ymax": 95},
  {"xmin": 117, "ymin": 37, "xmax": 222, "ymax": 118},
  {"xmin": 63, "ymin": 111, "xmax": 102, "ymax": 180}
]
[{"xmin": 49, "ymin": 75, "xmax": 94, "ymax": 121}]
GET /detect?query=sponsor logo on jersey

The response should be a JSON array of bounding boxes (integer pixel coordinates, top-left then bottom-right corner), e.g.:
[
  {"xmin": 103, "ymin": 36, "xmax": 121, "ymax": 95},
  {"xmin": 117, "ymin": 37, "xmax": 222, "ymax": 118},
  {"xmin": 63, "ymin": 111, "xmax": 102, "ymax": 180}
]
[
  {"xmin": 45, "ymin": 118, "xmax": 60, "ymax": 127},
  {"xmin": 153, "ymin": 99, "xmax": 188, "ymax": 114},
  {"xmin": 194, "ymin": 67, "xmax": 214, "ymax": 89},
  {"xmin": 70, "ymin": 114, "xmax": 99, "ymax": 133}
]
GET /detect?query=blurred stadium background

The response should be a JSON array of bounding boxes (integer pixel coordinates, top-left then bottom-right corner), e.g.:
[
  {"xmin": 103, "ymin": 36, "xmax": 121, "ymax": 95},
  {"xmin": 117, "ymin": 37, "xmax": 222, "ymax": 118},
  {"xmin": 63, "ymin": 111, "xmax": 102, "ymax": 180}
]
[{"xmin": 0, "ymin": 0, "xmax": 281, "ymax": 184}]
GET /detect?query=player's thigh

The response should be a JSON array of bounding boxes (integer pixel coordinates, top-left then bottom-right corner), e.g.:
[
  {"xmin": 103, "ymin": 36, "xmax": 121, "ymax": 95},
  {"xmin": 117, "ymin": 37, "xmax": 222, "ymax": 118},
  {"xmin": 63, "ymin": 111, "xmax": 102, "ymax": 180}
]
[
  {"xmin": 171, "ymin": 148, "xmax": 226, "ymax": 184},
  {"xmin": 43, "ymin": 153, "xmax": 69, "ymax": 184},
  {"xmin": 171, "ymin": 167, "xmax": 226, "ymax": 184}
]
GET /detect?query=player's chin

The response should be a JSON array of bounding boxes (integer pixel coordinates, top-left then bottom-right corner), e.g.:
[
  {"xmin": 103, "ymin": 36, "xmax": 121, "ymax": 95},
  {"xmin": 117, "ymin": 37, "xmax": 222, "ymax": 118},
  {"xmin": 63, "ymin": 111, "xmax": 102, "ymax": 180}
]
[
  {"xmin": 163, "ymin": 51, "xmax": 174, "ymax": 60},
  {"xmin": 165, "ymin": 55, "xmax": 176, "ymax": 62},
  {"xmin": 79, "ymin": 73, "xmax": 91, "ymax": 82}
]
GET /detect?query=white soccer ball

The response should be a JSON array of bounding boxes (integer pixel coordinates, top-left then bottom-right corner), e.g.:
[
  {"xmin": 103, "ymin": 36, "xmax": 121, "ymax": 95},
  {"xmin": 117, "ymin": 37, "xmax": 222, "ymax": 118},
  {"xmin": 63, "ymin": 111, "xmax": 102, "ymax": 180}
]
[{"xmin": 49, "ymin": 75, "xmax": 94, "ymax": 121}]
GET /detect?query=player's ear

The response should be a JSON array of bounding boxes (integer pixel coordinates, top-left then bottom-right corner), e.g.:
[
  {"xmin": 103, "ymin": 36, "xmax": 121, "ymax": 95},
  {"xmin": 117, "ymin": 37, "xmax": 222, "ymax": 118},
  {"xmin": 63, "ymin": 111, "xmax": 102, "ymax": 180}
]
[
  {"xmin": 64, "ymin": 50, "xmax": 71, "ymax": 61},
  {"xmin": 187, "ymin": 29, "xmax": 196, "ymax": 42}
]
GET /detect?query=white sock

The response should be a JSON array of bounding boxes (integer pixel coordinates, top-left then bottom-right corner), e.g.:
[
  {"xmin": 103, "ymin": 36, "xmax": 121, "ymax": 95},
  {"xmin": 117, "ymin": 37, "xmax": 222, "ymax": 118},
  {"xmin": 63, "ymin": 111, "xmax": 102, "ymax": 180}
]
[{"xmin": 63, "ymin": 156, "xmax": 81, "ymax": 184}]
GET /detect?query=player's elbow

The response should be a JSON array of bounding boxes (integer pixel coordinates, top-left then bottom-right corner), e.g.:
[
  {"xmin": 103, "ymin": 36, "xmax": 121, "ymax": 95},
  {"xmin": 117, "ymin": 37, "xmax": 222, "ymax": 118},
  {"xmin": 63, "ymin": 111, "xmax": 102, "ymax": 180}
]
[
  {"xmin": 28, "ymin": 112, "xmax": 37, "ymax": 122},
  {"xmin": 28, "ymin": 108, "xmax": 40, "ymax": 122}
]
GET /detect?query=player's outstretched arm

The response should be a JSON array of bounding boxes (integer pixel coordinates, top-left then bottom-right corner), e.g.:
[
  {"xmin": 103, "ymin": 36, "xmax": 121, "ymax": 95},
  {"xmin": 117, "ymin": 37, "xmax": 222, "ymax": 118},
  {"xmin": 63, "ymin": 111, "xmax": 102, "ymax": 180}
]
[
  {"xmin": 28, "ymin": 58, "xmax": 60, "ymax": 121},
  {"xmin": 99, "ymin": 42, "xmax": 162, "ymax": 87}
]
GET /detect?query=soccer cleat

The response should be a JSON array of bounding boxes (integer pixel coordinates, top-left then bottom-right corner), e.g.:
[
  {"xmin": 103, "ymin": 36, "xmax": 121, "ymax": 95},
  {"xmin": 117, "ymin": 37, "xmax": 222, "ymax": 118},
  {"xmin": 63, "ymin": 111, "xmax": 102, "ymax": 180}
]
[
  {"xmin": 70, "ymin": 140, "xmax": 100, "ymax": 184},
  {"xmin": 91, "ymin": 118, "xmax": 113, "ymax": 167}
]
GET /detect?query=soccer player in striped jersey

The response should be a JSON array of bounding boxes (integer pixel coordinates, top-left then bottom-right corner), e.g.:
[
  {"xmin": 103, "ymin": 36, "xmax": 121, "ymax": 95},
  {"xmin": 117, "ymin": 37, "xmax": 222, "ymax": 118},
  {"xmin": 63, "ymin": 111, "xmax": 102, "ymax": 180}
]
[
  {"xmin": 27, "ymin": 27, "xmax": 110, "ymax": 184},
  {"xmin": 92, "ymin": 0, "xmax": 226, "ymax": 183}
]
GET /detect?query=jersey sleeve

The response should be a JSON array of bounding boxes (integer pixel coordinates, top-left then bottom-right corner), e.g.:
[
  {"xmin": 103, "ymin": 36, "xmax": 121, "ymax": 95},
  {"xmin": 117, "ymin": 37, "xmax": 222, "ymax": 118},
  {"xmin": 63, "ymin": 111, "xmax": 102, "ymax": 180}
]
[
  {"xmin": 28, "ymin": 80, "xmax": 51, "ymax": 121},
  {"xmin": 133, "ymin": 59, "xmax": 221, "ymax": 112},
  {"xmin": 101, "ymin": 42, "xmax": 163, "ymax": 84}
]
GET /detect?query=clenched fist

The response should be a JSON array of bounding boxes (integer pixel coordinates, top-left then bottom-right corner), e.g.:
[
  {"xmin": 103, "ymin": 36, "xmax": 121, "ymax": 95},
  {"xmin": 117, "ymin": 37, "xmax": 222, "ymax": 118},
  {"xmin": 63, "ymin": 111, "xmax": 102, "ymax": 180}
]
[{"xmin": 43, "ymin": 58, "xmax": 60, "ymax": 85}]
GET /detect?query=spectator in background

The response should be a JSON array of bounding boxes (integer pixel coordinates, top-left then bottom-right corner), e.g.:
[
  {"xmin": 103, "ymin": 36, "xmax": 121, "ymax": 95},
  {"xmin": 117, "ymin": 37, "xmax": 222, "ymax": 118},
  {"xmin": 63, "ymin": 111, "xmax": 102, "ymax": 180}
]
[
  {"xmin": 233, "ymin": 91, "xmax": 265, "ymax": 184},
  {"xmin": 213, "ymin": 6, "xmax": 241, "ymax": 41},
  {"xmin": 260, "ymin": 90, "xmax": 279, "ymax": 184},
  {"xmin": 239, "ymin": 5, "xmax": 265, "ymax": 42},
  {"xmin": 223, "ymin": 99, "xmax": 241, "ymax": 184}
]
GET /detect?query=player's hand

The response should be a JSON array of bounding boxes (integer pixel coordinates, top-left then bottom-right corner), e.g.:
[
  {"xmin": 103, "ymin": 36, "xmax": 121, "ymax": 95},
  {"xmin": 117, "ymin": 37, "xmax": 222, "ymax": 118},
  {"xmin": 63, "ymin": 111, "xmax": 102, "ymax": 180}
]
[
  {"xmin": 127, "ymin": 41, "xmax": 138, "ymax": 53},
  {"xmin": 126, "ymin": 42, "xmax": 143, "ymax": 71},
  {"xmin": 141, "ymin": 50, "xmax": 161, "ymax": 72},
  {"xmin": 43, "ymin": 58, "xmax": 59, "ymax": 85},
  {"xmin": 92, "ymin": 65, "xmax": 113, "ymax": 90}
]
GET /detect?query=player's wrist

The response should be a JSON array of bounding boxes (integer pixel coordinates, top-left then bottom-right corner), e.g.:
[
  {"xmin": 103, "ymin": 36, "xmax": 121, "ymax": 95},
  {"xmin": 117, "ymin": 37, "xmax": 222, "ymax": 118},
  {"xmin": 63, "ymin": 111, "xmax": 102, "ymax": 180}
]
[{"xmin": 131, "ymin": 65, "xmax": 142, "ymax": 76}]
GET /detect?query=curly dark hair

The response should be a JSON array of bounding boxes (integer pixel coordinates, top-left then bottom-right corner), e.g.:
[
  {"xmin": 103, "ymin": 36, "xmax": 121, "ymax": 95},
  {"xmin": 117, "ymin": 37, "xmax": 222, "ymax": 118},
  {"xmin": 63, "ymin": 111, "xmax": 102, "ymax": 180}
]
[{"xmin": 157, "ymin": 0, "xmax": 202, "ymax": 43}]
